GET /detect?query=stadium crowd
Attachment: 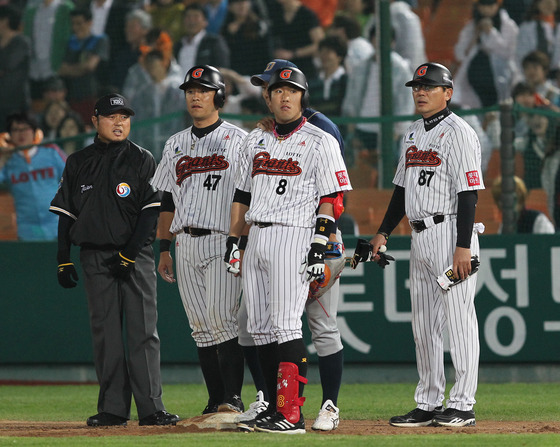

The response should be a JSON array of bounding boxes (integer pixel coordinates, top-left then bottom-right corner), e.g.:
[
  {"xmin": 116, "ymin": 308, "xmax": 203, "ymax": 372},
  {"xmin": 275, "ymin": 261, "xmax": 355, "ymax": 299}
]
[{"xmin": 1, "ymin": 0, "xmax": 560, "ymax": 237}]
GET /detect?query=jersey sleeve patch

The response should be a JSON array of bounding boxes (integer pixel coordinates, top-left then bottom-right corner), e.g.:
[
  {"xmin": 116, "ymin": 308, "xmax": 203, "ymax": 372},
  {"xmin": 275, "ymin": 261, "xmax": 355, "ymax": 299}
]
[
  {"xmin": 336, "ymin": 170, "xmax": 349, "ymax": 187},
  {"xmin": 466, "ymin": 170, "xmax": 481, "ymax": 187}
]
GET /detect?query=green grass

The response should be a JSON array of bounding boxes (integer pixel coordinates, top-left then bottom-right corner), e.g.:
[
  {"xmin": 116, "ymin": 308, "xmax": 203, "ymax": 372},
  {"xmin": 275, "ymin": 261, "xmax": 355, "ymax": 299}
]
[{"xmin": 0, "ymin": 383, "xmax": 559, "ymax": 446}]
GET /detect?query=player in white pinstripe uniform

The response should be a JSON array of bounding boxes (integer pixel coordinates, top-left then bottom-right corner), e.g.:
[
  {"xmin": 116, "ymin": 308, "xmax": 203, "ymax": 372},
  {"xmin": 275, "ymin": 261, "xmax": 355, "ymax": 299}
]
[
  {"xmin": 151, "ymin": 65, "xmax": 247, "ymax": 415},
  {"xmin": 225, "ymin": 67, "xmax": 352, "ymax": 434},
  {"xmin": 367, "ymin": 63, "xmax": 484, "ymax": 428}
]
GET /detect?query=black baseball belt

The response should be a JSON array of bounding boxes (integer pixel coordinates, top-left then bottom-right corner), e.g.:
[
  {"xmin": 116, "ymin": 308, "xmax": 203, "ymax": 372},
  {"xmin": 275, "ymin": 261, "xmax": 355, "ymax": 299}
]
[
  {"xmin": 254, "ymin": 222, "xmax": 273, "ymax": 228},
  {"xmin": 183, "ymin": 227, "xmax": 212, "ymax": 236},
  {"xmin": 409, "ymin": 215, "xmax": 445, "ymax": 233}
]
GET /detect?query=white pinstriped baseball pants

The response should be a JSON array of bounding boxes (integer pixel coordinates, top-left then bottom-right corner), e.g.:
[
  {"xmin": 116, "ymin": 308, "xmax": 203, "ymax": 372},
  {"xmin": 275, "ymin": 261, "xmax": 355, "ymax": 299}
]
[
  {"xmin": 175, "ymin": 232, "xmax": 242, "ymax": 347},
  {"xmin": 242, "ymin": 224, "xmax": 312, "ymax": 345},
  {"xmin": 410, "ymin": 217, "xmax": 480, "ymax": 412}
]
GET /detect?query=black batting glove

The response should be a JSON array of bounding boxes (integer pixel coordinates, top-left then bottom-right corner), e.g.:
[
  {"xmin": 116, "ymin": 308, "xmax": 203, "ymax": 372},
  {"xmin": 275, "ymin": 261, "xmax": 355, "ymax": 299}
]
[
  {"xmin": 57, "ymin": 263, "xmax": 79, "ymax": 288},
  {"xmin": 104, "ymin": 252, "xmax": 135, "ymax": 280},
  {"xmin": 224, "ymin": 236, "xmax": 241, "ymax": 275},
  {"xmin": 350, "ymin": 238, "xmax": 373, "ymax": 269},
  {"xmin": 375, "ymin": 252, "xmax": 395, "ymax": 269},
  {"xmin": 300, "ymin": 242, "xmax": 326, "ymax": 282}
]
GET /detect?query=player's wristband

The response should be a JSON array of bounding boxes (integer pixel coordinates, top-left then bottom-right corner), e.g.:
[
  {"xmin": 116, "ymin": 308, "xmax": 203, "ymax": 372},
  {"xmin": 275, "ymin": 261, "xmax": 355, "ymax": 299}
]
[
  {"xmin": 239, "ymin": 235, "xmax": 248, "ymax": 250},
  {"xmin": 314, "ymin": 214, "xmax": 335, "ymax": 245},
  {"xmin": 160, "ymin": 239, "xmax": 172, "ymax": 253},
  {"xmin": 376, "ymin": 231, "xmax": 389, "ymax": 241}
]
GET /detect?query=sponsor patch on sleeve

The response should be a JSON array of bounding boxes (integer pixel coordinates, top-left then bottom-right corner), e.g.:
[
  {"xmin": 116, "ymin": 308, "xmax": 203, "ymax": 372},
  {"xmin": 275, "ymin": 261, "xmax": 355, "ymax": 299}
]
[
  {"xmin": 466, "ymin": 170, "xmax": 480, "ymax": 186},
  {"xmin": 336, "ymin": 170, "xmax": 349, "ymax": 186}
]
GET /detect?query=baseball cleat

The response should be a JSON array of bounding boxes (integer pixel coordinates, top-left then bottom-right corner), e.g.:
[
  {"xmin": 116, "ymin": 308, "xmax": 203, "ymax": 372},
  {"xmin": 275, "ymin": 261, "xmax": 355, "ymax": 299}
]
[
  {"xmin": 255, "ymin": 411, "xmax": 306, "ymax": 434},
  {"xmin": 311, "ymin": 399, "xmax": 339, "ymax": 431},
  {"xmin": 218, "ymin": 394, "xmax": 244, "ymax": 413},
  {"xmin": 234, "ymin": 390, "xmax": 269, "ymax": 427},
  {"xmin": 202, "ymin": 401, "xmax": 220, "ymax": 415},
  {"xmin": 236, "ymin": 402, "xmax": 274, "ymax": 432},
  {"xmin": 389, "ymin": 406, "xmax": 443, "ymax": 427},
  {"xmin": 432, "ymin": 408, "xmax": 475, "ymax": 427}
]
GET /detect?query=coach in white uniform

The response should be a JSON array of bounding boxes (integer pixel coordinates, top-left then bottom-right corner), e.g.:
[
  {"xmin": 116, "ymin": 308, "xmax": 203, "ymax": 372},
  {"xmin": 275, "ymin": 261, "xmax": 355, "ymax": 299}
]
[
  {"xmin": 369, "ymin": 63, "xmax": 484, "ymax": 428},
  {"xmin": 151, "ymin": 65, "xmax": 247, "ymax": 414},
  {"xmin": 226, "ymin": 67, "xmax": 352, "ymax": 434}
]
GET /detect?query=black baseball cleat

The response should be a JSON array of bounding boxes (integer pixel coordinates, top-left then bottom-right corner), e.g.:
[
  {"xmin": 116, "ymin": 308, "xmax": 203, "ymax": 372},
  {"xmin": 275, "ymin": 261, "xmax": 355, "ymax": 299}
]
[
  {"xmin": 202, "ymin": 401, "xmax": 220, "ymax": 415},
  {"xmin": 86, "ymin": 412, "xmax": 127, "ymax": 427},
  {"xmin": 389, "ymin": 406, "xmax": 444, "ymax": 427},
  {"xmin": 139, "ymin": 410, "xmax": 180, "ymax": 426},
  {"xmin": 432, "ymin": 408, "xmax": 475, "ymax": 427},
  {"xmin": 255, "ymin": 411, "xmax": 306, "ymax": 434},
  {"xmin": 218, "ymin": 394, "xmax": 244, "ymax": 413},
  {"xmin": 237, "ymin": 405, "xmax": 275, "ymax": 432}
]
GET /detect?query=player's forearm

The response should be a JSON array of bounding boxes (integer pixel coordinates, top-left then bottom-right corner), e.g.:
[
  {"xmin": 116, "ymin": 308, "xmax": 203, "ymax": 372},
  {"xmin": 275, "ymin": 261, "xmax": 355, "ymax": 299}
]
[
  {"xmin": 229, "ymin": 202, "xmax": 249, "ymax": 237},
  {"xmin": 56, "ymin": 214, "xmax": 75, "ymax": 263},
  {"xmin": 157, "ymin": 210, "xmax": 175, "ymax": 241},
  {"xmin": 378, "ymin": 186, "xmax": 406, "ymax": 236}
]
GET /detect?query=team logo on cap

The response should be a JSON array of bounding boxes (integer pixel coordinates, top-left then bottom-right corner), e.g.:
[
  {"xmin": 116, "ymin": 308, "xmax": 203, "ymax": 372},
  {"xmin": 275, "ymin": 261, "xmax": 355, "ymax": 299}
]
[
  {"xmin": 116, "ymin": 182, "xmax": 131, "ymax": 197},
  {"xmin": 416, "ymin": 66, "xmax": 428, "ymax": 77},
  {"xmin": 192, "ymin": 68, "xmax": 204, "ymax": 78},
  {"xmin": 265, "ymin": 61, "xmax": 276, "ymax": 72},
  {"xmin": 279, "ymin": 69, "xmax": 292, "ymax": 79},
  {"xmin": 110, "ymin": 97, "xmax": 125, "ymax": 106}
]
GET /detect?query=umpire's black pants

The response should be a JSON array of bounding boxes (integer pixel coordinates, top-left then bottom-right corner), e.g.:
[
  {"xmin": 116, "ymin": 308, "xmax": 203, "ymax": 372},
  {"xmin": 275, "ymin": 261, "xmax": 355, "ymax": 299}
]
[{"xmin": 80, "ymin": 245, "xmax": 165, "ymax": 420}]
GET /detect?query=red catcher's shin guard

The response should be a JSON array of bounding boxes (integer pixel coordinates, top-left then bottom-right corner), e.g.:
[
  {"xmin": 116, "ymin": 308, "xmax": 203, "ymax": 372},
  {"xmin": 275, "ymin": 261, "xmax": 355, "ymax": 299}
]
[{"xmin": 276, "ymin": 362, "xmax": 308, "ymax": 423}]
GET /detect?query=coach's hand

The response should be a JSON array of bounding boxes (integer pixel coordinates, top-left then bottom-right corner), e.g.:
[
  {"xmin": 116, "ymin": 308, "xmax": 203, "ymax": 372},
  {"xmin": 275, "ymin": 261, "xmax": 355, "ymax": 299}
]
[
  {"xmin": 300, "ymin": 242, "xmax": 326, "ymax": 282},
  {"xmin": 57, "ymin": 263, "xmax": 79, "ymax": 288},
  {"xmin": 224, "ymin": 236, "xmax": 241, "ymax": 275},
  {"xmin": 104, "ymin": 252, "xmax": 135, "ymax": 280}
]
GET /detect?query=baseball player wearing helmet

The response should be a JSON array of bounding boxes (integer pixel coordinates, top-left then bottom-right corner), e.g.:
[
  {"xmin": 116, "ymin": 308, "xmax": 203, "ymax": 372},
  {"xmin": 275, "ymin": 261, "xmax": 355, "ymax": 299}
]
[
  {"xmin": 365, "ymin": 63, "xmax": 484, "ymax": 428},
  {"xmin": 50, "ymin": 94, "xmax": 179, "ymax": 427},
  {"xmin": 226, "ymin": 66, "xmax": 352, "ymax": 434},
  {"xmin": 151, "ymin": 65, "xmax": 247, "ymax": 414},
  {"xmin": 232, "ymin": 59, "xmax": 347, "ymax": 432}
]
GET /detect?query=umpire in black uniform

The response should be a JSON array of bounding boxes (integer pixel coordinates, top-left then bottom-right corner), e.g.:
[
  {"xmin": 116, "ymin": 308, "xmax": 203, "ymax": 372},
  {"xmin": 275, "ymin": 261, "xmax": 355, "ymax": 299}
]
[{"xmin": 50, "ymin": 94, "xmax": 179, "ymax": 427}]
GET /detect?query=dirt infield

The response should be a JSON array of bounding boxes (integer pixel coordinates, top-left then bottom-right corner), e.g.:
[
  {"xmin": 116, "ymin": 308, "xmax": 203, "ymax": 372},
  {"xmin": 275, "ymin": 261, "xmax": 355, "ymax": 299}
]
[{"xmin": 2, "ymin": 418, "xmax": 560, "ymax": 437}]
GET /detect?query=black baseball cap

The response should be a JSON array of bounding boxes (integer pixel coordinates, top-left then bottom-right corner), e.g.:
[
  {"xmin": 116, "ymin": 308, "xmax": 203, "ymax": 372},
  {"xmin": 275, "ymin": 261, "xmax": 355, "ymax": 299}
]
[
  {"xmin": 94, "ymin": 93, "xmax": 135, "ymax": 116},
  {"xmin": 405, "ymin": 63, "xmax": 454, "ymax": 88},
  {"xmin": 250, "ymin": 59, "xmax": 298, "ymax": 86}
]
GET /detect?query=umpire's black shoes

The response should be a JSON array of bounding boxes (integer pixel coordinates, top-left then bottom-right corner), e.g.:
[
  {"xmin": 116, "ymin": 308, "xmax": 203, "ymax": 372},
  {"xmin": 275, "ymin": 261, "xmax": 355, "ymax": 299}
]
[
  {"xmin": 86, "ymin": 412, "xmax": 127, "ymax": 427},
  {"xmin": 139, "ymin": 410, "xmax": 180, "ymax": 426},
  {"xmin": 433, "ymin": 408, "xmax": 475, "ymax": 427},
  {"xmin": 389, "ymin": 406, "xmax": 443, "ymax": 427},
  {"xmin": 218, "ymin": 394, "xmax": 244, "ymax": 413}
]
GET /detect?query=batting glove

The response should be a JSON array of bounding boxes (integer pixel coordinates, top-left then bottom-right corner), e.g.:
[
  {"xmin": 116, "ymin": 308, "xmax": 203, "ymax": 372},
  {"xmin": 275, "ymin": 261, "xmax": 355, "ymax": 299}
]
[
  {"xmin": 376, "ymin": 252, "xmax": 395, "ymax": 269},
  {"xmin": 104, "ymin": 252, "xmax": 135, "ymax": 280},
  {"xmin": 350, "ymin": 239, "xmax": 373, "ymax": 269},
  {"xmin": 224, "ymin": 236, "xmax": 241, "ymax": 275},
  {"xmin": 300, "ymin": 242, "xmax": 326, "ymax": 282},
  {"xmin": 57, "ymin": 263, "xmax": 79, "ymax": 288}
]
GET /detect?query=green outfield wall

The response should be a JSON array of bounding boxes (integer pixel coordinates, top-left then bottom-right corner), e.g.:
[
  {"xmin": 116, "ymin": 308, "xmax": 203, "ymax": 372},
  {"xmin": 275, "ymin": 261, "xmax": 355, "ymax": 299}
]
[{"xmin": 1, "ymin": 235, "xmax": 559, "ymax": 365}]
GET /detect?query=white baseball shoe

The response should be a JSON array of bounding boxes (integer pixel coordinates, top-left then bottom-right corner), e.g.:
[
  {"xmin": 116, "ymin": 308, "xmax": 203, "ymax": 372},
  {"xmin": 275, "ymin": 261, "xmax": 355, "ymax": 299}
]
[
  {"xmin": 234, "ymin": 390, "xmax": 269, "ymax": 431},
  {"xmin": 311, "ymin": 399, "xmax": 339, "ymax": 431}
]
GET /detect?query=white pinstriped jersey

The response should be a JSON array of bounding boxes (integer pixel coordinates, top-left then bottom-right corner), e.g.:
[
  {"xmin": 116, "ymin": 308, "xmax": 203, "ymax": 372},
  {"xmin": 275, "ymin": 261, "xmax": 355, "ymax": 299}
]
[
  {"xmin": 151, "ymin": 121, "xmax": 247, "ymax": 233},
  {"xmin": 393, "ymin": 112, "xmax": 485, "ymax": 221},
  {"xmin": 236, "ymin": 121, "xmax": 352, "ymax": 228}
]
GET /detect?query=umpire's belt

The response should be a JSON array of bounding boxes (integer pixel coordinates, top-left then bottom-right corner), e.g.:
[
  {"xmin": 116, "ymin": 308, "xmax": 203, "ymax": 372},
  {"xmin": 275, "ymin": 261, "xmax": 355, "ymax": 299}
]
[
  {"xmin": 409, "ymin": 215, "xmax": 445, "ymax": 233},
  {"xmin": 184, "ymin": 227, "xmax": 212, "ymax": 237},
  {"xmin": 254, "ymin": 222, "xmax": 273, "ymax": 228}
]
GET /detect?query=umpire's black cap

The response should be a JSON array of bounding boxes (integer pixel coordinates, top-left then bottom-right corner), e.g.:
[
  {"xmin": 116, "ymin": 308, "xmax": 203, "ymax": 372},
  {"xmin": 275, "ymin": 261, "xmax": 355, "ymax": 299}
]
[
  {"xmin": 94, "ymin": 94, "xmax": 135, "ymax": 116},
  {"xmin": 405, "ymin": 63, "xmax": 454, "ymax": 89}
]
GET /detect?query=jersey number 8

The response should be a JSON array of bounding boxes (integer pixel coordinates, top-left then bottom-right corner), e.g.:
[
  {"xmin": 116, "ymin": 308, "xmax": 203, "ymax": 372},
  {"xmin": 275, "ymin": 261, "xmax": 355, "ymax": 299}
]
[{"xmin": 276, "ymin": 179, "xmax": 287, "ymax": 195}]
